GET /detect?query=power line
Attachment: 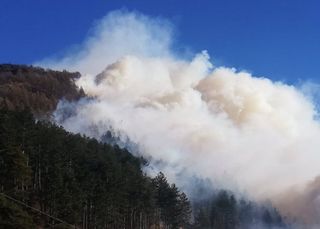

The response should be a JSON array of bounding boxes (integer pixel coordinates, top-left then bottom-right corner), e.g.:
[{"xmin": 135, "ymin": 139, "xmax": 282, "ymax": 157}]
[{"xmin": 0, "ymin": 192, "xmax": 75, "ymax": 228}]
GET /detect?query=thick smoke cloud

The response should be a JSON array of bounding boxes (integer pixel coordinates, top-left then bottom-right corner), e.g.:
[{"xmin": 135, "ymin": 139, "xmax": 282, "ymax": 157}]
[{"xmin": 41, "ymin": 11, "xmax": 320, "ymax": 224}]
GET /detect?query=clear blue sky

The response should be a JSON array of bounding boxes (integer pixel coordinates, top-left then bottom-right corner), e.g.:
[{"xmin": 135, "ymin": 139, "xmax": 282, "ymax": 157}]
[{"xmin": 1, "ymin": 0, "xmax": 319, "ymax": 84}]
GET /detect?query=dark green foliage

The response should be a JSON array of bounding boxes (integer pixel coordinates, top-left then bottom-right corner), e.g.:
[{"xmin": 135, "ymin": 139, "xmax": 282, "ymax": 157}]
[
  {"xmin": 0, "ymin": 195, "xmax": 35, "ymax": 229},
  {"xmin": 0, "ymin": 109, "xmax": 191, "ymax": 228},
  {"xmin": 0, "ymin": 64, "xmax": 84, "ymax": 116},
  {"xmin": 152, "ymin": 172, "xmax": 192, "ymax": 228}
]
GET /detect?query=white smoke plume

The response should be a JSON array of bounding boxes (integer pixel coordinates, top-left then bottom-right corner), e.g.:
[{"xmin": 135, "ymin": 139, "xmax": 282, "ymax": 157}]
[
  {"xmin": 38, "ymin": 10, "xmax": 173, "ymax": 75},
  {"xmin": 40, "ymin": 10, "xmax": 320, "ymax": 224}
]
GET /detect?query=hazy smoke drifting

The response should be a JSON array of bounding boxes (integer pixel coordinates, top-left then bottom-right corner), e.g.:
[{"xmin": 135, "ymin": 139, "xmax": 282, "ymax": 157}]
[{"xmin": 41, "ymin": 10, "xmax": 320, "ymax": 225}]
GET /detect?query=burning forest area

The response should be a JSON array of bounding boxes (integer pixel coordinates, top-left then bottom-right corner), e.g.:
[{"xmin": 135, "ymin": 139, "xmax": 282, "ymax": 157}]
[{"xmin": 1, "ymin": 4, "xmax": 320, "ymax": 229}]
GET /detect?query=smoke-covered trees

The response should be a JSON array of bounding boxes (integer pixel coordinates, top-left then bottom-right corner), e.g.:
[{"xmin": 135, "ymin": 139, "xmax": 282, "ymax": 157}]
[
  {"xmin": 0, "ymin": 108, "xmax": 286, "ymax": 229},
  {"xmin": 0, "ymin": 65, "xmax": 290, "ymax": 228},
  {"xmin": 193, "ymin": 190, "xmax": 286, "ymax": 229},
  {"xmin": 0, "ymin": 108, "xmax": 191, "ymax": 228}
]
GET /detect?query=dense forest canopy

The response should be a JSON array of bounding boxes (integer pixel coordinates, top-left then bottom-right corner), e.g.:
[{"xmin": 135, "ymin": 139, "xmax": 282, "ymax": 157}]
[
  {"xmin": 0, "ymin": 108, "xmax": 191, "ymax": 228},
  {"xmin": 0, "ymin": 65, "xmax": 288, "ymax": 228}
]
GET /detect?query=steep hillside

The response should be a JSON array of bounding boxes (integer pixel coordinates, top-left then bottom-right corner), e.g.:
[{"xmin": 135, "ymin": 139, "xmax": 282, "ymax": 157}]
[
  {"xmin": 0, "ymin": 65, "xmax": 288, "ymax": 229},
  {"xmin": 0, "ymin": 109, "xmax": 191, "ymax": 228}
]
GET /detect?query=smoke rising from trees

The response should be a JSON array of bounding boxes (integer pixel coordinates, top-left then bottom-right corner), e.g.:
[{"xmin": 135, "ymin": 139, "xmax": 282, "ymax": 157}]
[{"xmin": 40, "ymin": 10, "xmax": 320, "ymax": 225}]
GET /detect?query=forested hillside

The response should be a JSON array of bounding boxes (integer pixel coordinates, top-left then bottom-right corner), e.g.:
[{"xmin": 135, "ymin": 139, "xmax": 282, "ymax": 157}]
[
  {"xmin": 0, "ymin": 64, "xmax": 85, "ymax": 116},
  {"xmin": 0, "ymin": 109, "xmax": 191, "ymax": 228},
  {"xmin": 0, "ymin": 65, "xmax": 288, "ymax": 229}
]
